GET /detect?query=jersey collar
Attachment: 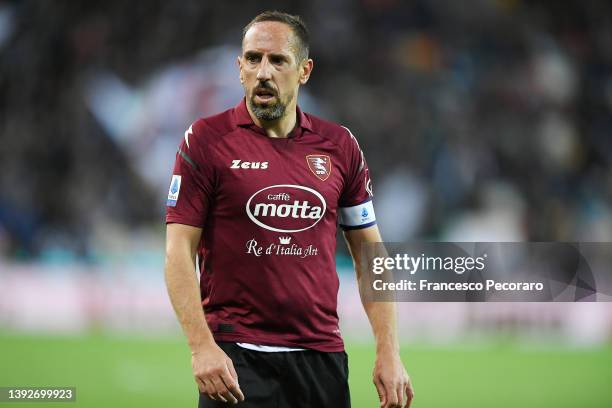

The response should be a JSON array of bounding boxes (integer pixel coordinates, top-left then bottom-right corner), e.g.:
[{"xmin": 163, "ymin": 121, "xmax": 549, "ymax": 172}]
[{"xmin": 233, "ymin": 98, "xmax": 313, "ymax": 134}]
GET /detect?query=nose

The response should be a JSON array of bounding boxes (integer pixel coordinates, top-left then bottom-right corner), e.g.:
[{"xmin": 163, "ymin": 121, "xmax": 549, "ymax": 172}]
[{"xmin": 256, "ymin": 58, "xmax": 272, "ymax": 81}]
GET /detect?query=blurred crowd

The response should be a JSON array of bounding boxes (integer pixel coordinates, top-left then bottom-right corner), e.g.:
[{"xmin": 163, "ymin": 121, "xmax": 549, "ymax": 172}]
[{"xmin": 1, "ymin": 0, "xmax": 611, "ymax": 261}]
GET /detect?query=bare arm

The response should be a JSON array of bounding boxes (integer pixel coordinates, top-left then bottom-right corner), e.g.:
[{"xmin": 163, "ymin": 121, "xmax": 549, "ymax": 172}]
[
  {"xmin": 165, "ymin": 223, "xmax": 212, "ymax": 349},
  {"xmin": 165, "ymin": 223, "xmax": 244, "ymax": 404},
  {"xmin": 344, "ymin": 225, "xmax": 414, "ymax": 408}
]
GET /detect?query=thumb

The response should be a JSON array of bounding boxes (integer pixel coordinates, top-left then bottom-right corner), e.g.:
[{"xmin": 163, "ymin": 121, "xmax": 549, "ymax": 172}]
[
  {"xmin": 225, "ymin": 359, "xmax": 245, "ymax": 402},
  {"xmin": 226, "ymin": 358, "xmax": 239, "ymax": 383}
]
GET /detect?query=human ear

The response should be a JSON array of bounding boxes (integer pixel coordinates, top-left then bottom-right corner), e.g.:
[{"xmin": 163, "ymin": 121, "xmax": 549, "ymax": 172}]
[
  {"xmin": 299, "ymin": 59, "xmax": 314, "ymax": 85},
  {"xmin": 237, "ymin": 56, "xmax": 244, "ymax": 83}
]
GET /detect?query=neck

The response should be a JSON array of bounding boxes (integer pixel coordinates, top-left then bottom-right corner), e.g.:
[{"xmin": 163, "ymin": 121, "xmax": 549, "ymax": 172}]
[{"xmin": 246, "ymin": 100, "xmax": 298, "ymax": 138}]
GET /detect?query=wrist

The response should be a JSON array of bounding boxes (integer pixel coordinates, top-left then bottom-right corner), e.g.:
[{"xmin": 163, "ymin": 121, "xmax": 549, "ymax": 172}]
[
  {"xmin": 188, "ymin": 334, "xmax": 216, "ymax": 353},
  {"xmin": 376, "ymin": 342, "xmax": 400, "ymax": 357}
]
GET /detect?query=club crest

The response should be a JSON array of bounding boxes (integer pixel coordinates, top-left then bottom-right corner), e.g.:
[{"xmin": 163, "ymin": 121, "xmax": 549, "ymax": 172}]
[{"xmin": 306, "ymin": 155, "xmax": 332, "ymax": 181}]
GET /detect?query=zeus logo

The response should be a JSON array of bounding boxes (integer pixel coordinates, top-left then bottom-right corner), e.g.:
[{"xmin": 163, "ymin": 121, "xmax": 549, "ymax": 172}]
[
  {"xmin": 246, "ymin": 185, "xmax": 327, "ymax": 233},
  {"xmin": 231, "ymin": 160, "xmax": 269, "ymax": 169}
]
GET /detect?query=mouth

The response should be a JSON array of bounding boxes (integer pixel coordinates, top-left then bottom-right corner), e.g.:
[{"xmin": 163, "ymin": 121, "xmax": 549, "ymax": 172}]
[{"xmin": 254, "ymin": 87, "xmax": 277, "ymax": 103}]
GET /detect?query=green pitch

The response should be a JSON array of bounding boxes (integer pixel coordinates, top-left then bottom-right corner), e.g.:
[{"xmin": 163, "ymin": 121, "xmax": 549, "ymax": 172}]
[{"xmin": 0, "ymin": 332, "xmax": 611, "ymax": 407}]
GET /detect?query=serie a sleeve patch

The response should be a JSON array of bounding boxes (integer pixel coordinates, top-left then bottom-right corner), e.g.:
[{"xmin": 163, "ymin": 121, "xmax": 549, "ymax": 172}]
[
  {"xmin": 166, "ymin": 175, "xmax": 182, "ymax": 207},
  {"xmin": 338, "ymin": 199, "xmax": 376, "ymax": 230}
]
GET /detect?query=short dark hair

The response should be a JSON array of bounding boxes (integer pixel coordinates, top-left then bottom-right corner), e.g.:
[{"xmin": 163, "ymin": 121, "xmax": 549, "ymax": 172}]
[{"xmin": 242, "ymin": 11, "xmax": 310, "ymax": 62}]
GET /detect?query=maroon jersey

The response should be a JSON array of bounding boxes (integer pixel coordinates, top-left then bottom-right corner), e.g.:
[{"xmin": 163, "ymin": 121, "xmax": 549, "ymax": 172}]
[{"xmin": 166, "ymin": 99, "xmax": 375, "ymax": 352}]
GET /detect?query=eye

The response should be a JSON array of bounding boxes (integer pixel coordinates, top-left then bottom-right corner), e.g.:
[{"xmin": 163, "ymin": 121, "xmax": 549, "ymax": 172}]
[
  {"xmin": 245, "ymin": 54, "xmax": 260, "ymax": 63},
  {"xmin": 270, "ymin": 56, "xmax": 284, "ymax": 65}
]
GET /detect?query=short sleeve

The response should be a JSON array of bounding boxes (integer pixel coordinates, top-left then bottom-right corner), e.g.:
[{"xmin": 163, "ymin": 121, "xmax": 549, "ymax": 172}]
[
  {"xmin": 339, "ymin": 126, "xmax": 373, "ymax": 207},
  {"xmin": 338, "ymin": 127, "xmax": 376, "ymax": 230},
  {"xmin": 165, "ymin": 121, "xmax": 215, "ymax": 227}
]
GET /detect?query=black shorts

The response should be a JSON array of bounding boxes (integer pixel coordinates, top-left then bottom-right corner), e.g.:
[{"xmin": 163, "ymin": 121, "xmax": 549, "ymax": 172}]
[{"xmin": 198, "ymin": 342, "xmax": 351, "ymax": 408}]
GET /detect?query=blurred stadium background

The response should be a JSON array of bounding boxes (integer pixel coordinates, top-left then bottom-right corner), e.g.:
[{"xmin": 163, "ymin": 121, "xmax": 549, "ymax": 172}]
[{"xmin": 1, "ymin": 0, "xmax": 611, "ymax": 407}]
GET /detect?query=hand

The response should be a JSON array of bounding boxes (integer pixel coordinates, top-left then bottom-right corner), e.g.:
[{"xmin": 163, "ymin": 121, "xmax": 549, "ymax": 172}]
[
  {"xmin": 192, "ymin": 342, "xmax": 245, "ymax": 404},
  {"xmin": 373, "ymin": 350, "xmax": 414, "ymax": 408}
]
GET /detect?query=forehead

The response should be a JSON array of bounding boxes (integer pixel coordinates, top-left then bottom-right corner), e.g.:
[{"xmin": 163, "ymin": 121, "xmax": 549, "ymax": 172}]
[{"xmin": 242, "ymin": 21, "xmax": 296, "ymax": 56}]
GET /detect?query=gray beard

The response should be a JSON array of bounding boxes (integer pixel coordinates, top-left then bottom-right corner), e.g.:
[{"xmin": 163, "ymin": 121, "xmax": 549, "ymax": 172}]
[{"xmin": 249, "ymin": 96, "xmax": 286, "ymax": 121}]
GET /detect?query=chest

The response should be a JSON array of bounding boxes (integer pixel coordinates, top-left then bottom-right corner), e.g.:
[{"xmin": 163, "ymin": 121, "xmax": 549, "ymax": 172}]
[{"xmin": 210, "ymin": 133, "xmax": 346, "ymax": 222}]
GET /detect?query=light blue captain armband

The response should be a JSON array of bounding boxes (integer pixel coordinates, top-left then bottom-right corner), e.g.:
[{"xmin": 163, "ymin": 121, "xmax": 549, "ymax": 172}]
[{"xmin": 338, "ymin": 199, "xmax": 377, "ymax": 230}]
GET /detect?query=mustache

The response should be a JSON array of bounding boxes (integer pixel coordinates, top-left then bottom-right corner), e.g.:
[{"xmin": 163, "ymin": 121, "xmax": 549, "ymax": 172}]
[{"xmin": 253, "ymin": 82, "xmax": 277, "ymax": 95}]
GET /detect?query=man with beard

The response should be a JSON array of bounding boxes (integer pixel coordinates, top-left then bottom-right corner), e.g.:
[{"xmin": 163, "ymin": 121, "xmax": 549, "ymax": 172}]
[{"xmin": 164, "ymin": 11, "xmax": 414, "ymax": 408}]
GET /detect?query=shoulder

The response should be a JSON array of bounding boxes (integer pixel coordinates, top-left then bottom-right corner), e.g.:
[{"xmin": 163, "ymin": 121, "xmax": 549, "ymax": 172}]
[
  {"xmin": 180, "ymin": 108, "xmax": 237, "ymax": 163},
  {"xmin": 190, "ymin": 108, "xmax": 236, "ymax": 143},
  {"xmin": 177, "ymin": 108, "xmax": 236, "ymax": 167},
  {"xmin": 304, "ymin": 112, "xmax": 358, "ymax": 149}
]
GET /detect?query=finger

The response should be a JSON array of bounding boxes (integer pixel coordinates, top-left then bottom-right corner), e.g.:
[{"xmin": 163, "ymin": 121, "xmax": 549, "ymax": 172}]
[
  {"xmin": 212, "ymin": 376, "xmax": 234, "ymax": 404},
  {"xmin": 396, "ymin": 381, "xmax": 404, "ymax": 408},
  {"xmin": 194, "ymin": 376, "xmax": 206, "ymax": 394},
  {"xmin": 373, "ymin": 377, "xmax": 386, "ymax": 407},
  {"xmin": 203, "ymin": 378, "xmax": 217, "ymax": 401},
  {"xmin": 404, "ymin": 381, "xmax": 415, "ymax": 408},
  {"xmin": 222, "ymin": 369, "xmax": 245, "ymax": 402},
  {"xmin": 383, "ymin": 379, "xmax": 399, "ymax": 408},
  {"xmin": 198, "ymin": 377, "xmax": 212, "ymax": 398}
]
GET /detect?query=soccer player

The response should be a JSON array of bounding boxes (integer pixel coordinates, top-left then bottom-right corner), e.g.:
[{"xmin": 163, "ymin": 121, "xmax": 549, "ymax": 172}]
[{"xmin": 164, "ymin": 11, "xmax": 414, "ymax": 408}]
